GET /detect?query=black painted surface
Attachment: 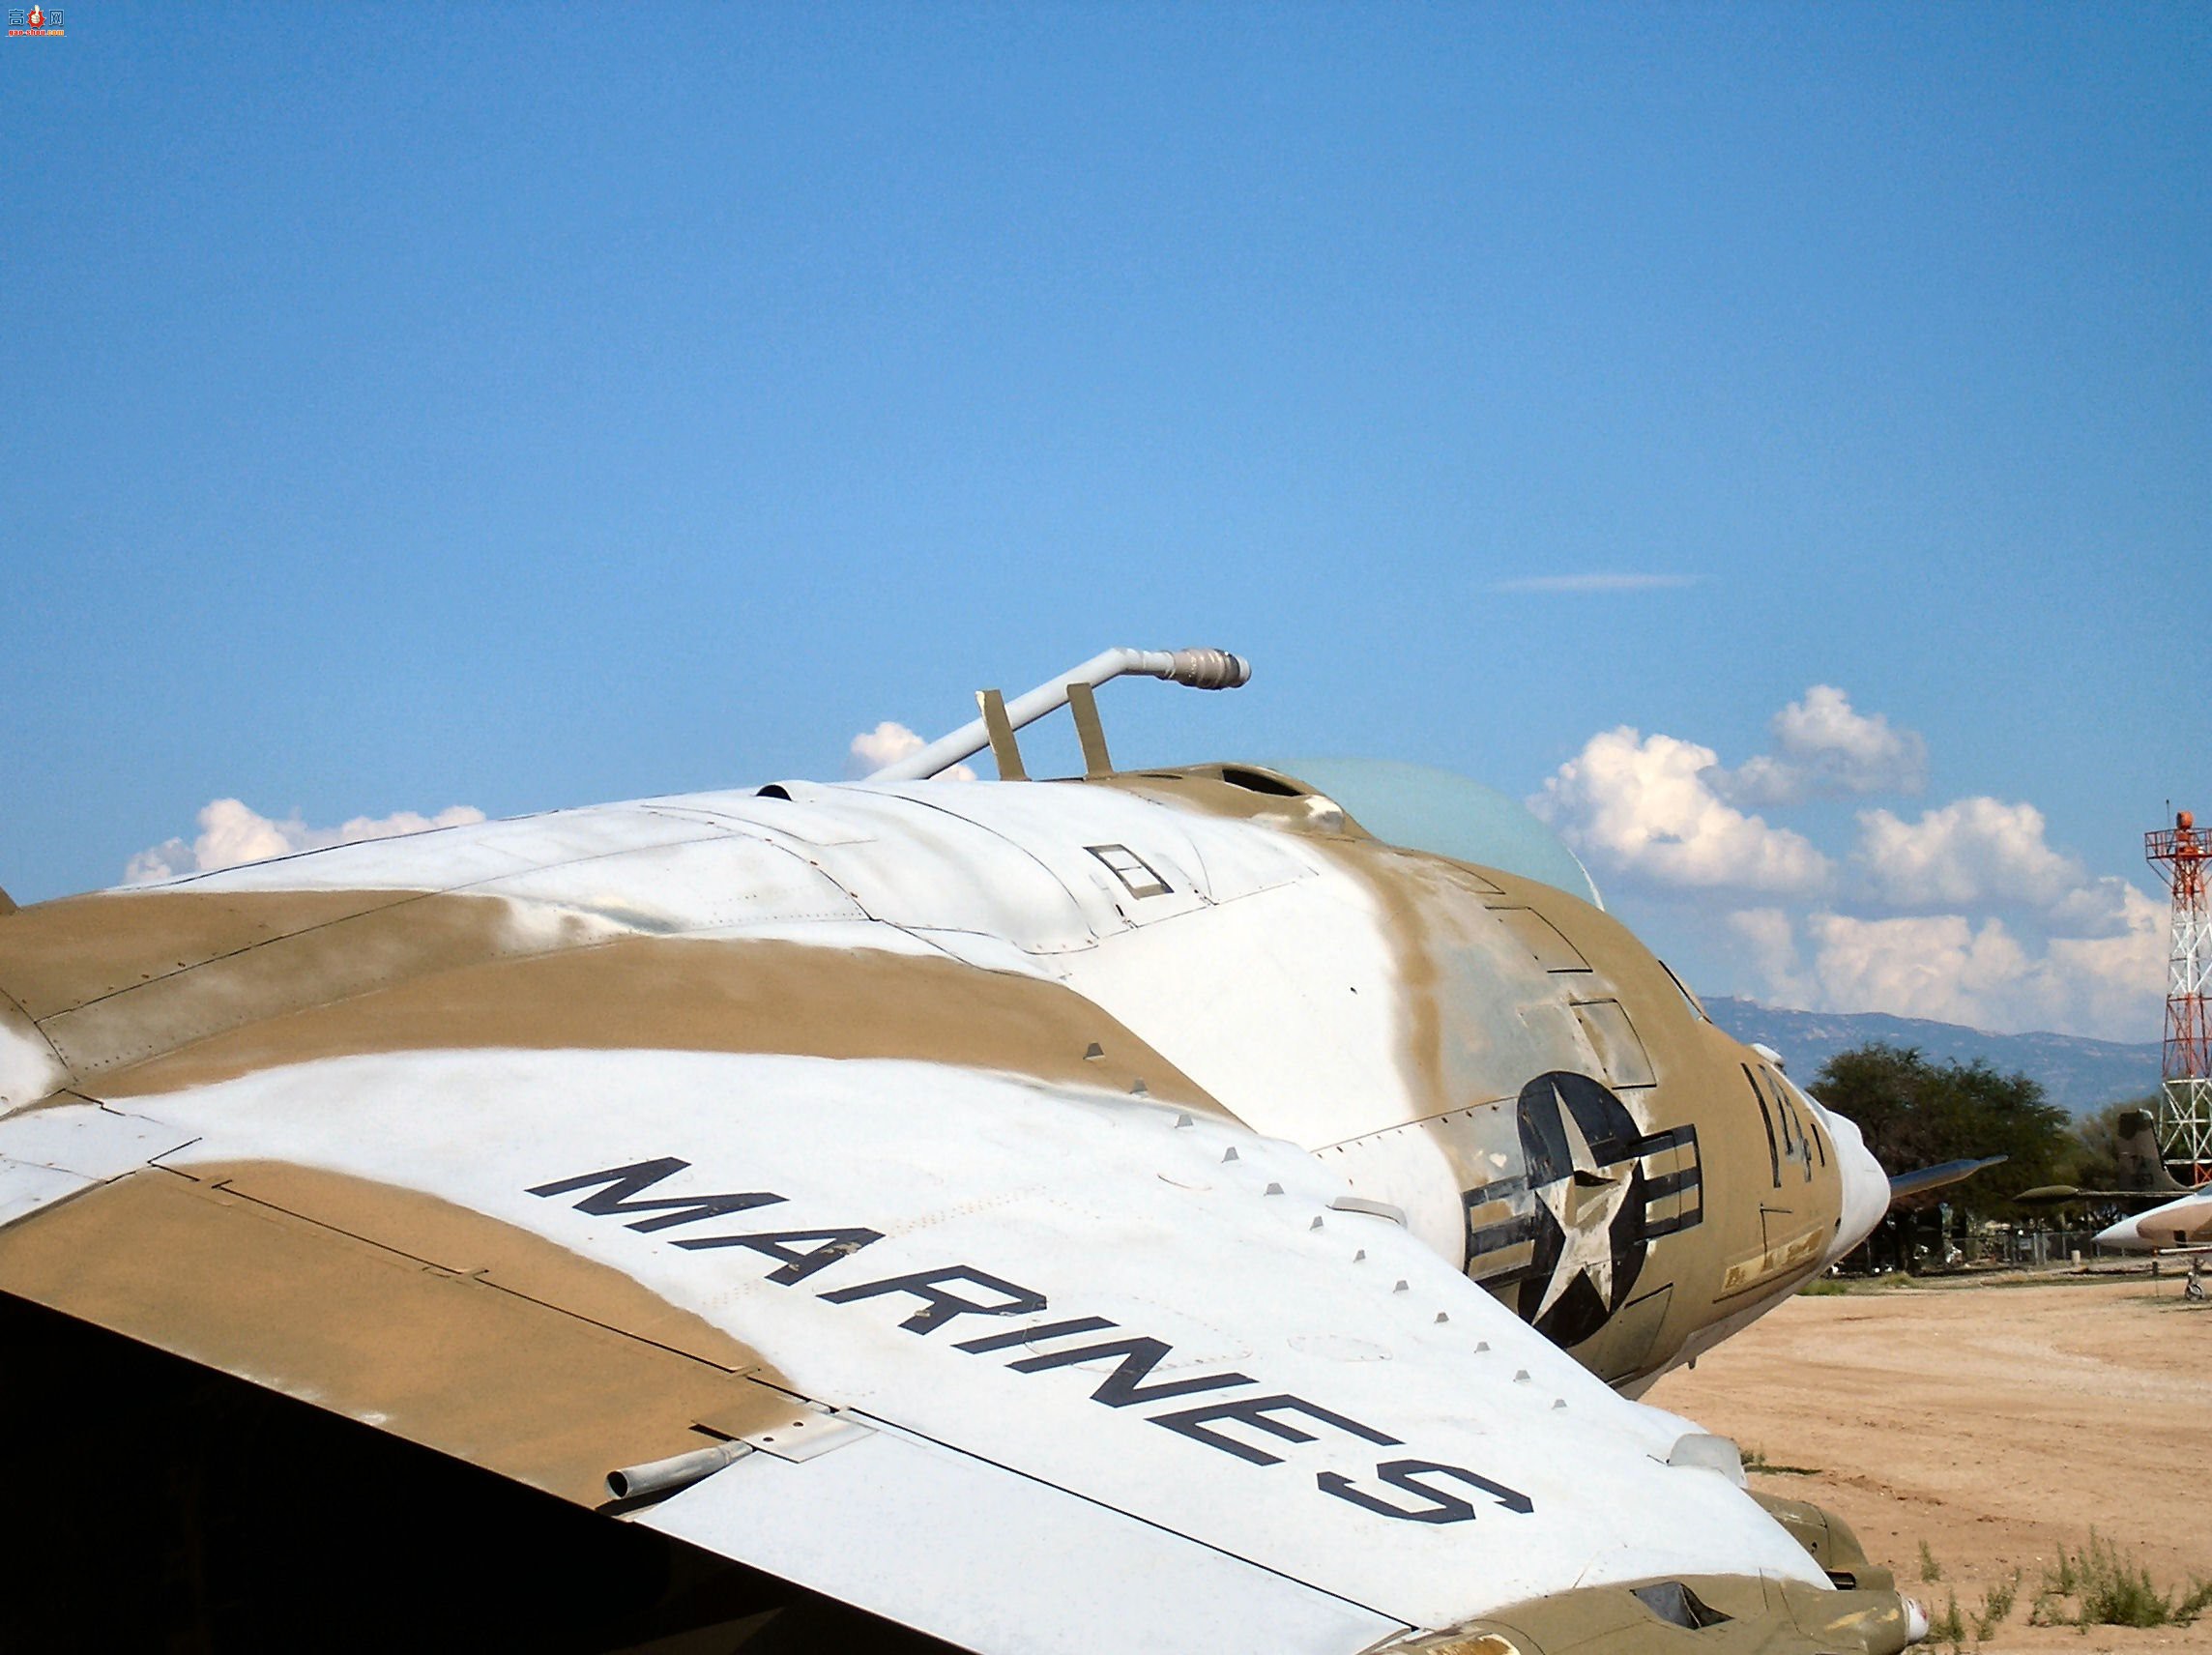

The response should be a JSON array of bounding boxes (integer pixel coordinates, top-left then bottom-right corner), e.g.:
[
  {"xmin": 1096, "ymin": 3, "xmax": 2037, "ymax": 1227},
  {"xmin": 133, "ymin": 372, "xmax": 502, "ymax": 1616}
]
[{"xmin": 0, "ymin": 1295, "xmax": 961, "ymax": 1654}]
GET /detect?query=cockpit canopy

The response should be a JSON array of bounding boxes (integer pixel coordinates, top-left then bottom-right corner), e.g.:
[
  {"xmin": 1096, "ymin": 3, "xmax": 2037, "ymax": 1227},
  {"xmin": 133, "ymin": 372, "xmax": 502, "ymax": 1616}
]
[{"xmin": 1269, "ymin": 756, "xmax": 1602, "ymax": 908}]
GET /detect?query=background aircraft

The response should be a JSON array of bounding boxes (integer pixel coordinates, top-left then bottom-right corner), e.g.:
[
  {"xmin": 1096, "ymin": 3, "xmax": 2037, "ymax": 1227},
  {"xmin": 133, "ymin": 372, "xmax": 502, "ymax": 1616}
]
[
  {"xmin": 2093, "ymin": 1185, "xmax": 2212, "ymax": 1253},
  {"xmin": 0, "ymin": 651, "xmax": 1928, "ymax": 1653},
  {"xmin": 2017, "ymin": 1109, "xmax": 2189, "ymax": 1207}
]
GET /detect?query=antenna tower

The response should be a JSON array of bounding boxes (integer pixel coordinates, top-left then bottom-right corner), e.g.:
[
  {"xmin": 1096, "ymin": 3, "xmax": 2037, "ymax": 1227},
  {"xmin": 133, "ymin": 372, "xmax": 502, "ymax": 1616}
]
[{"xmin": 2145, "ymin": 809, "xmax": 2212, "ymax": 1184}]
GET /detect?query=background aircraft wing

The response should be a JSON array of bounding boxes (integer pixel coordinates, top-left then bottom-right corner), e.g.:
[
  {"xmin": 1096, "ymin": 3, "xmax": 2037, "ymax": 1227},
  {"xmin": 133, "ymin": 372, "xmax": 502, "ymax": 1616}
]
[
  {"xmin": 1884, "ymin": 1155, "xmax": 2006, "ymax": 1202},
  {"xmin": 0, "ymin": 1041, "xmax": 1901, "ymax": 1652}
]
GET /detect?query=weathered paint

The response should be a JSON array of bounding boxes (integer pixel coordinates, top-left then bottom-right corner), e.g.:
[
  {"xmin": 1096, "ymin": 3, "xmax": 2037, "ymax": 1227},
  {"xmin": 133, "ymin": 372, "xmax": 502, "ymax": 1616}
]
[
  {"xmin": 61, "ymin": 928, "xmax": 1226, "ymax": 1118},
  {"xmin": 1065, "ymin": 766, "xmax": 1865, "ymax": 1387},
  {"xmin": 0, "ymin": 760, "xmax": 1907, "ymax": 1648},
  {"xmin": 0, "ymin": 1160, "xmax": 796, "ymax": 1507},
  {"xmin": 1397, "ymin": 1573, "xmax": 1918, "ymax": 1655},
  {"xmin": 57, "ymin": 1047, "xmax": 1833, "ymax": 1630},
  {"xmin": 0, "ymin": 987, "xmax": 65, "ymax": 1112}
]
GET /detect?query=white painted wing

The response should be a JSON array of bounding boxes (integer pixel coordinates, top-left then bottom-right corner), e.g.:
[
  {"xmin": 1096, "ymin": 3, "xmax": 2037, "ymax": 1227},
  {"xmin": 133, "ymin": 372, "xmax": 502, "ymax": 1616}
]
[
  {"xmin": 0, "ymin": 1100, "xmax": 198, "ymax": 1225},
  {"xmin": 644, "ymin": 1418, "xmax": 1401, "ymax": 1654},
  {"xmin": 32, "ymin": 1051, "xmax": 1825, "ymax": 1650}
]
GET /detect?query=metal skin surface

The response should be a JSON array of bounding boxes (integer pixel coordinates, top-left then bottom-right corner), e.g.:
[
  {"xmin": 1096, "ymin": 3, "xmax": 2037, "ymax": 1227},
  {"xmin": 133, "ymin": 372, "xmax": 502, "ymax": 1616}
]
[
  {"xmin": 2094, "ymin": 1185, "xmax": 2212, "ymax": 1250},
  {"xmin": 1090, "ymin": 766, "xmax": 1881, "ymax": 1391},
  {"xmin": 0, "ymin": 760, "xmax": 1908, "ymax": 1655},
  {"xmin": 1395, "ymin": 1574, "xmax": 1918, "ymax": 1655}
]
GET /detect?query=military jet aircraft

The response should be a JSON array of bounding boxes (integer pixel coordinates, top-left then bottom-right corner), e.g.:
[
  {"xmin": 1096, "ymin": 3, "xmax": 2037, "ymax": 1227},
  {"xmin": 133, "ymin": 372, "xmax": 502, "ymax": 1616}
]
[
  {"xmin": 2093, "ymin": 1184, "xmax": 2212, "ymax": 1252},
  {"xmin": 0, "ymin": 648, "xmax": 1929, "ymax": 1654},
  {"xmin": 2016, "ymin": 1108, "xmax": 2190, "ymax": 1208}
]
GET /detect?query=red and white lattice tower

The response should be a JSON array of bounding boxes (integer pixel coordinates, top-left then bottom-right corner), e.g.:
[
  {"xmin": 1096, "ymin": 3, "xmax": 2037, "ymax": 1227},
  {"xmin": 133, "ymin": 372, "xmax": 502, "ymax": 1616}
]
[{"xmin": 2146, "ymin": 809, "xmax": 2212, "ymax": 1184}]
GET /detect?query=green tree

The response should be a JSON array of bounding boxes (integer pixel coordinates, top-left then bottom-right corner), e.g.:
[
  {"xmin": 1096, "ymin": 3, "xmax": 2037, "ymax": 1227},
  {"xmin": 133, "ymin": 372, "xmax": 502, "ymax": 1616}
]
[{"xmin": 1810, "ymin": 1043, "xmax": 2072, "ymax": 1221}]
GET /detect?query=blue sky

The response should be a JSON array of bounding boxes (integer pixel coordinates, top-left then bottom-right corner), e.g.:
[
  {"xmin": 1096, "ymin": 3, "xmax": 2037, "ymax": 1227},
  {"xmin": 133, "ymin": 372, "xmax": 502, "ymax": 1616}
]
[{"xmin": 4, "ymin": 5, "xmax": 2205, "ymax": 1040}]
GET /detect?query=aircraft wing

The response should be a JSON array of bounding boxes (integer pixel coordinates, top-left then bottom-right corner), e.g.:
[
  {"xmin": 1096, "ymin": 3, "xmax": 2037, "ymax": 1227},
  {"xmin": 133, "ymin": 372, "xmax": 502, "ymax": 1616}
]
[
  {"xmin": 1884, "ymin": 1155, "xmax": 2005, "ymax": 1203},
  {"xmin": 0, "ymin": 1042, "xmax": 1901, "ymax": 1653},
  {"xmin": 2016, "ymin": 1186, "xmax": 2192, "ymax": 1207}
]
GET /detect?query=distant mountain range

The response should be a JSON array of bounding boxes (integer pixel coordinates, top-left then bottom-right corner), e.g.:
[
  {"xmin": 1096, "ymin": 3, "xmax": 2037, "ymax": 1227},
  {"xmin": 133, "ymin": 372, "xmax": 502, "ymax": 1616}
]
[{"xmin": 1702, "ymin": 998, "xmax": 2162, "ymax": 1118}]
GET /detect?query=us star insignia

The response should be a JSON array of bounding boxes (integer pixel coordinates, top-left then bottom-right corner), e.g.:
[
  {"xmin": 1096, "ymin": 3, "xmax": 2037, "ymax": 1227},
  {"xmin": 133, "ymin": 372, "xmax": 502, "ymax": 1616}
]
[{"xmin": 1528, "ymin": 1078, "xmax": 1637, "ymax": 1321}]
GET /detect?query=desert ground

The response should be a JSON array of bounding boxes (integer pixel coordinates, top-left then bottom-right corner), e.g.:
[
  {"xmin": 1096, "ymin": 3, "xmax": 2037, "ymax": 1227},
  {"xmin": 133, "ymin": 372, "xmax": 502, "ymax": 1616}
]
[{"xmin": 1646, "ymin": 1267, "xmax": 2210, "ymax": 1652}]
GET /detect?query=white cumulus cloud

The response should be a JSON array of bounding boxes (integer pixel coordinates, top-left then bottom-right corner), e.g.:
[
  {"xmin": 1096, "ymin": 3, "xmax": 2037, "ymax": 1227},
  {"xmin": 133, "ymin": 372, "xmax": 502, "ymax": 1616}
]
[
  {"xmin": 126, "ymin": 799, "xmax": 486, "ymax": 884},
  {"xmin": 1706, "ymin": 685, "xmax": 1927, "ymax": 806},
  {"xmin": 1541, "ymin": 685, "xmax": 2165, "ymax": 1040},
  {"xmin": 1725, "ymin": 907, "xmax": 1816, "ymax": 1006},
  {"xmin": 2041, "ymin": 884, "xmax": 2171, "ymax": 1039},
  {"xmin": 1854, "ymin": 796, "xmax": 2086, "ymax": 912},
  {"xmin": 1796, "ymin": 912, "xmax": 2036, "ymax": 1031},
  {"xmin": 1532, "ymin": 726, "xmax": 1832, "ymax": 895},
  {"xmin": 846, "ymin": 721, "xmax": 976, "ymax": 782},
  {"xmin": 1722, "ymin": 888, "xmax": 2167, "ymax": 1042},
  {"xmin": 1797, "ymin": 900, "xmax": 2167, "ymax": 1041}
]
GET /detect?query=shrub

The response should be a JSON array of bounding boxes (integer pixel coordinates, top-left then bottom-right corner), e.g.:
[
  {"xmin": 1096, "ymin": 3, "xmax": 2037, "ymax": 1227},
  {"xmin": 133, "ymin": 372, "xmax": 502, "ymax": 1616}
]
[
  {"xmin": 1972, "ymin": 1571, "xmax": 2018, "ymax": 1639},
  {"xmin": 2032, "ymin": 1534, "xmax": 2209, "ymax": 1628},
  {"xmin": 1928, "ymin": 1589, "xmax": 1964, "ymax": 1646}
]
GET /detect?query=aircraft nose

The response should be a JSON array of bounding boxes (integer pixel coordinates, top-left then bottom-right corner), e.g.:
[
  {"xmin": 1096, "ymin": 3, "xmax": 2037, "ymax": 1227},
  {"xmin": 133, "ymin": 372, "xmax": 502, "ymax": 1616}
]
[
  {"xmin": 2094, "ymin": 1214, "xmax": 2143, "ymax": 1251},
  {"xmin": 1902, "ymin": 1596, "xmax": 1932, "ymax": 1644},
  {"xmin": 1819, "ymin": 1104, "xmax": 1890, "ymax": 1269}
]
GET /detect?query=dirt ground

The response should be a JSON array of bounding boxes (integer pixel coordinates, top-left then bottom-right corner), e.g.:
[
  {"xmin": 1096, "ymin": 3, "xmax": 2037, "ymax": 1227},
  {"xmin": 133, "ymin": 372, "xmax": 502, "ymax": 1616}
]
[{"xmin": 1646, "ymin": 1268, "xmax": 2211, "ymax": 1651}]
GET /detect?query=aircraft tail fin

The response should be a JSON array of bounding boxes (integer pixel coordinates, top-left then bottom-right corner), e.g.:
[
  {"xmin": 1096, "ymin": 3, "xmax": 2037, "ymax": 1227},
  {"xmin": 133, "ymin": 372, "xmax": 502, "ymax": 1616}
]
[{"xmin": 2115, "ymin": 1108, "xmax": 2187, "ymax": 1195}]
